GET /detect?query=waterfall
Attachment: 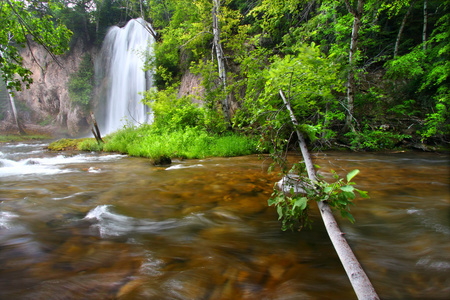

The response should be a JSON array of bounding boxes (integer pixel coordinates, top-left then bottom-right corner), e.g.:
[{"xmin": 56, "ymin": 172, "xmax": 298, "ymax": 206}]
[{"xmin": 96, "ymin": 18, "xmax": 155, "ymax": 135}]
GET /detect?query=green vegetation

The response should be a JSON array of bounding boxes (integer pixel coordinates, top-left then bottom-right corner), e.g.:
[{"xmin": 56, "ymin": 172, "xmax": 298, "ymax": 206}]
[
  {"xmin": 68, "ymin": 54, "xmax": 94, "ymax": 110},
  {"xmin": 5, "ymin": 1, "xmax": 450, "ymax": 232},
  {"xmin": 0, "ymin": 134, "xmax": 52, "ymax": 143},
  {"xmin": 269, "ymin": 167, "xmax": 368, "ymax": 231},
  {"xmin": 146, "ymin": 0, "xmax": 449, "ymax": 150},
  {"xmin": 48, "ymin": 138, "xmax": 85, "ymax": 151},
  {"xmin": 48, "ymin": 127, "xmax": 258, "ymax": 162},
  {"xmin": 0, "ymin": 0, "xmax": 71, "ymax": 92},
  {"xmin": 104, "ymin": 125, "xmax": 258, "ymax": 160}
]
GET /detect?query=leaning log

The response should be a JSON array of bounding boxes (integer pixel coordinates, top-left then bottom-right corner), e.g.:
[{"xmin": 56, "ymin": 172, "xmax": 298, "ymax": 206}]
[
  {"xmin": 279, "ymin": 89, "xmax": 379, "ymax": 300},
  {"xmin": 90, "ymin": 112, "xmax": 104, "ymax": 143}
]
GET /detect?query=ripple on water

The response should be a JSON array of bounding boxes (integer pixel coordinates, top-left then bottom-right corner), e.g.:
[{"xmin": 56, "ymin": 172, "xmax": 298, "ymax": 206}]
[
  {"xmin": 0, "ymin": 153, "xmax": 125, "ymax": 178},
  {"xmin": 0, "ymin": 211, "xmax": 18, "ymax": 229}
]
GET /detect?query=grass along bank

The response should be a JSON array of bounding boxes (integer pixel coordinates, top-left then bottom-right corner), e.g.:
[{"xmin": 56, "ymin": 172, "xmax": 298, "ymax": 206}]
[
  {"xmin": 1, "ymin": 134, "xmax": 53, "ymax": 143},
  {"xmin": 48, "ymin": 125, "xmax": 260, "ymax": 162}
]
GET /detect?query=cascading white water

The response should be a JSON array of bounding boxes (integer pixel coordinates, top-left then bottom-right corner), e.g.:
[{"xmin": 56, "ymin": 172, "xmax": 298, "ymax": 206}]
[{"xmin": 96, "ymin": 18, "xmax": 155, "ymax": 134}]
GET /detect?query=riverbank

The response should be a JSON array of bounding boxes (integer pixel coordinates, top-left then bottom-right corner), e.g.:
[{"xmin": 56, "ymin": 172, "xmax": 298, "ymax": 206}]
[
  {"xmin": 0, "ymin": 120, "xmax": 69, "ymax": 143},
  {"xmin": 47, "ymin": 125, "xmax": 261, "ymax": 164}
]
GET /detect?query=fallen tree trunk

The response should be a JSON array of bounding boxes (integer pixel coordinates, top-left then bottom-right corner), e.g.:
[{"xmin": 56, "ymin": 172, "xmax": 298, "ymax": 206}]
[
  {"xmin": 90, "ymin": 112, "xmax": 104, "ymax": 143},
  {"xmin": 279, "ymin": 89, "xmax": 379, "ymax": 300}
]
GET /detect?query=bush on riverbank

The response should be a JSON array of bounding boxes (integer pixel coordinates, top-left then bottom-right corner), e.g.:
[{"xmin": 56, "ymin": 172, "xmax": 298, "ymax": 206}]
[
  {"xmin": 103, "ymin": 125, "xmax": 259, "ymax": 159},
  {"xmin": 48, "ymin": 125, "xmax": 260, "ymax": 160}
]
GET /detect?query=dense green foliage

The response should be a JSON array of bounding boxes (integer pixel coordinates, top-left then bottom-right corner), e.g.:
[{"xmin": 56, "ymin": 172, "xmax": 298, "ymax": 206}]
[
  {"xmin": 103, "ymin": 125, "xmax": 258, "ymax": 160},
  {"xmin": 147, "ymin": 0, "xmax": 449, "ymax": 149},
  {"xmin": 0, "ymin": 0, "xmax": 72, "ymax": 92},
  {"xmin": 106, "ymin": 83, "xmax": 259, "ymax": 160}
]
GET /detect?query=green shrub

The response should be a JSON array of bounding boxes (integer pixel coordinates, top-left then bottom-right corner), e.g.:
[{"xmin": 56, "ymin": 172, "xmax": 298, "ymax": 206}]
[
  {"xmin": 77, "ymin": 138, "xmax": 104, "ymax": 151},
  {"xmin": 345, "ymin": 126, "xmax": 411, "ymax": 150},
  {"xmin": 103, "ymin": 125, "xmax": 259, "ymax": 159}
]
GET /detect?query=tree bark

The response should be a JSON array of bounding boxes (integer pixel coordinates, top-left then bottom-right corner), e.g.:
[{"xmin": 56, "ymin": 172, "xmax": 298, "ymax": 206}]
[
  {"xmin": 344, "ymin": 0, "xmax": 364, "ymax": 132},
  {"xmin": 95, "ymin": 0, "xmax": 104, "ymax": 35},
  {"xmin": 394, "ymin": 0, "xmax": 417, "ymax": 58},
  {"xmin": 8, "ymin": 91, "xmax": 26, "ymax": 135},
  {"xmin": 90, "ymin": 111, "xmax": 104, "ymax": 143},
  {"xmin": 422, "ymin": 0, "xmax": 428, "ymax": 51},
  {"xmin": 279, "ymin": 89, "xmax": 379, "ymax": 300},
  {"xmin": 212, "ymin": 0, "xmax": 231, "ymax": 125}
]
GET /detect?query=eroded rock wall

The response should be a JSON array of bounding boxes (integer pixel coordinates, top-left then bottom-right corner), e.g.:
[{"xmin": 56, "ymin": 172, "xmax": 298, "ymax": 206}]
[{"xmin": 15, "ymin": 39, "xmax": 96, "ymax": 136}]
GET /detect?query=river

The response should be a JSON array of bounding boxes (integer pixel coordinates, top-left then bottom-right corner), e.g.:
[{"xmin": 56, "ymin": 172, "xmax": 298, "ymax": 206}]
[{"xmin": 0, "ymin": 142, "xmax": 449, "ymax": 299}]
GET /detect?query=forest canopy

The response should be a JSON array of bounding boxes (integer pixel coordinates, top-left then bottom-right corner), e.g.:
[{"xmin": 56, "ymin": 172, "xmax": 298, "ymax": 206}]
[{"xmin": 142, "ymin": 0, "xmax": 449, "ymax": 149}]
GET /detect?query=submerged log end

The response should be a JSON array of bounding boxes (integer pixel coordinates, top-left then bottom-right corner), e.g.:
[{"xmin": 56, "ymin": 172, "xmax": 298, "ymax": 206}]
[{"xmin": 277, "ymin": 174, "xmax": 313, "ymax": 195}]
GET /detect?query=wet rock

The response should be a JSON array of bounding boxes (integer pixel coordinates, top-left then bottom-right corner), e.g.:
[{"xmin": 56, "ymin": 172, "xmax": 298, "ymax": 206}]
[{"xmin": 151, "ymin": 155, "xmax": 171, "ymax": 166}]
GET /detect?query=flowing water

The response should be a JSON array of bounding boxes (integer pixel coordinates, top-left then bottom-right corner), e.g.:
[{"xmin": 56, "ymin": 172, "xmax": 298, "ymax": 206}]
[
  {"xmin": 95, "ymin": 18, "xmax": 155, "ymax": 135},
  {"xmin": 0, "ymin": 142, "xmax": 449, "ymax": 299}
]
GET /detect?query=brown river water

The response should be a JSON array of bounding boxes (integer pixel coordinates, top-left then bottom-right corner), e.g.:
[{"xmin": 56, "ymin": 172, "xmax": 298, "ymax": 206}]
[{"xmin": 0, "ymin": 142, "xmax": 449, "ymax": 299}]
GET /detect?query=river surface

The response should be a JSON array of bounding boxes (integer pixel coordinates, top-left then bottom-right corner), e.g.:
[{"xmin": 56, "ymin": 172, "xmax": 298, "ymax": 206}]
[{"xmin": 0, "ymin": 142, "xmax": 449, "ymax": 299}]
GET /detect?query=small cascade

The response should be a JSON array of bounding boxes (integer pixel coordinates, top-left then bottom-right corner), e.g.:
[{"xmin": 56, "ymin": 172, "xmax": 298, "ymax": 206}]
[{"xmin": 96, "ymin": 18, "xmax": 155, "ymax": 134}]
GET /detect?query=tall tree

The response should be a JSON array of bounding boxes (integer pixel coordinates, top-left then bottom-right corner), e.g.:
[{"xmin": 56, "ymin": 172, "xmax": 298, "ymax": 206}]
[
  {"xmin": 422, "ymin": 0, "xmax": 427, "ymax": 51},
  {"xmin": 212, "ymin": 0, "xmax": 231, "ymax": 124},
  {"xmin": 343, "ymin": 0, "xmax": 364, "ymax": 132},
  {"xmin": 394, "ymin": 0, "xmax": 417, "ymax": 58}
]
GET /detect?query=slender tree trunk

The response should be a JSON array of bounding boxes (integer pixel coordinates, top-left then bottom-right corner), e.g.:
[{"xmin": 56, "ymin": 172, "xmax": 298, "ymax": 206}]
[
  {"xmin": 212, "ymin": 0, "xmax": 231, "ymax": 125},
  {"xmin": 139, "ymin": 0, "xmax": 144, "ymax": 19},
  {"xmin": 279, "ymin": 89, "xmax": 379, "ymax": 300},
  {"xmin": 344, "ymin": 0, "xmax": 364, "ymax": 132},
  {"xmin": 90, "ymin": 111, "xmax": 103, "ymax": 143},
  {"xmin": 95, "ymin": 0, "xmax": 104, "ymax": 35},
  {"xmin": 394, "ymin": 0, "xmax": 417, "ymax": 58},
  {"xmin": 422, "ymin": 0, "xmax": 428, "ymax": 51},
  {"xmin": 1, "ymin": 45, "xmax": 25, "ymax": 134},
  {"xmin": 8, "ymin": 91, "xmax": 26, "ymax": 135}
]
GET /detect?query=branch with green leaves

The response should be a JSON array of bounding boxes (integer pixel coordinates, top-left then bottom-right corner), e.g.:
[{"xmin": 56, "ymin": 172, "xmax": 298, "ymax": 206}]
[{"xmin": 269, "ymin": 165, "xmax": 369, "ymax": 232}]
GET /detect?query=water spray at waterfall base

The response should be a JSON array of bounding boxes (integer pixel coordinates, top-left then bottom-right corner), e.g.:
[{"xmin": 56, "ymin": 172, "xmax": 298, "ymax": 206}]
[{"xmin": 95, "ymin": 18, "xmax": 155, "ymax": 135}]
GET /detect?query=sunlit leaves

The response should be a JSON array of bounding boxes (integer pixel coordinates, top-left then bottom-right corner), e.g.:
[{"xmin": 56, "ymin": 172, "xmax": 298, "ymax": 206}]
[
  {"xmin": 346, "ymin": 169, "xmax": 360, "ymax": 182},
  {"xmin": 236, "ymin": 42, "xmax": 343, "ymax": 154}
]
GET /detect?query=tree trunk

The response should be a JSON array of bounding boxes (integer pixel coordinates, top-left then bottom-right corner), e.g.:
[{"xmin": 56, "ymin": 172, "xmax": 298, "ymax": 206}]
[
  {"xmin": 90, "ymin": 111, "xmax": 104, "ymax": 143},
  {"xmin": 422, "ymin": 0, "xmax": 428, "ymax": 51},
  {"xmin": 279, "ymin": 89, "xmax": 379, "ymax": 300},
  {"xmin": 212, "ymin": 0, "xmax": 231, "ymax": 125},
  {"xmin": 344, "ymin": 0, "xmax": 364, "ymax": 132},
  {"xmin": 8, "ymin": 91, "xmax": 26, "ymax": 135},
  {"xmin": 394, "ymin": 0, "xmax": 417, "ymax": 58},
  {"xmin": 95, "ymin": 0, "xmax": 104, "ymax": 35}
]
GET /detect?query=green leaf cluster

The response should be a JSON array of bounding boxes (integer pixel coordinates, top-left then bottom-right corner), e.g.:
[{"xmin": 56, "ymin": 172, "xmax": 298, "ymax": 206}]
[
  {"xmin": 344, "ymin": 126, "xmax": 412, "ymax": 151},
  {"xmin": 142, "ymin": 83, "xmax": 227, "ymax": 134},
  {"xmin": 235, "ymin": 43, "xmax": 344, "ymax": 153},
  {"xmin": 268, "ymin": 167, "xmax": 369, "ymax": 231},
  {"xmin": 0, "ymin": 0, "xmax": 72, "ymax": 92}
]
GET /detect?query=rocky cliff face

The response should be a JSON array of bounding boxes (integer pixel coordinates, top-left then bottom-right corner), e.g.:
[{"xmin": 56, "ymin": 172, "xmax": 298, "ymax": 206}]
[{"xmin": 14, "ymin": 39, "xmax": 96, "ymax": 136}]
